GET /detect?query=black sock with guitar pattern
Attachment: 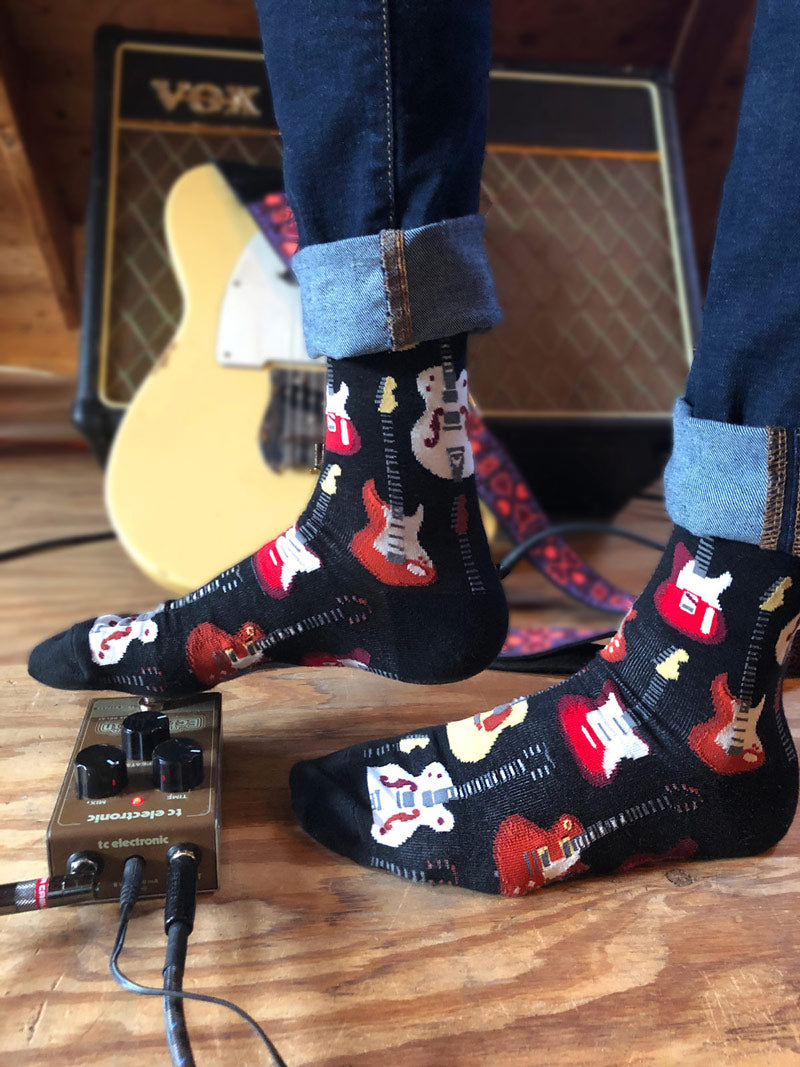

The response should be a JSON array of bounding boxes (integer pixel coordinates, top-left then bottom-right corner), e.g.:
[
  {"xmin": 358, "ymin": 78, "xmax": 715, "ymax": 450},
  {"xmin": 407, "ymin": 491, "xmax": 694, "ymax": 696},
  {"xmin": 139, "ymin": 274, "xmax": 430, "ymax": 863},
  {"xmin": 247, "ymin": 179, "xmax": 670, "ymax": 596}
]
[
  {"xmin": 28, "ymin": 336, "xmax": 508, "ymax": 696},
  {"xmin": 290, "ymin": 528, "xmax": 800, "ymax": 895}
]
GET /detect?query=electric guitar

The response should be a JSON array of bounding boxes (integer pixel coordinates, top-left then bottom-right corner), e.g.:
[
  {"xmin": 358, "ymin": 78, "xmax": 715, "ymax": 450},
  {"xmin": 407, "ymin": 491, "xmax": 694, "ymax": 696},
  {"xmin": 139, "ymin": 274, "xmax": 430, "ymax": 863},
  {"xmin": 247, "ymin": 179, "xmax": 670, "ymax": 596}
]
[
  {"xmin": 411, "ymin": 339, "xmax": 472, "ymax": 480},
  {"xmin": 689, "ymin": 577, "xmax": 792, "ymax": 773},
  {"xmin": 445, "ymin": 696, "xmax": 529, "ymax": 763},
  {"xmin": 105, "ymin": 163, "xmax": 325, "ymax": 595},
  {"xmin": 493, "ymin": 782, "xmax": 703, "ymax": 896}
]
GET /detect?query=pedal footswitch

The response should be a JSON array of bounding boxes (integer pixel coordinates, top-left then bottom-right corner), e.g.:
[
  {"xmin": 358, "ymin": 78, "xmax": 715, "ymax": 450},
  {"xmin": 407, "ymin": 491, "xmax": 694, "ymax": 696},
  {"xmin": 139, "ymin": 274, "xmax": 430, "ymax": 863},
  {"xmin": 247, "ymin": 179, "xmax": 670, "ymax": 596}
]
[{"xmin": 47, "ymin": 694, "xmax": 221, "ymax": 902}]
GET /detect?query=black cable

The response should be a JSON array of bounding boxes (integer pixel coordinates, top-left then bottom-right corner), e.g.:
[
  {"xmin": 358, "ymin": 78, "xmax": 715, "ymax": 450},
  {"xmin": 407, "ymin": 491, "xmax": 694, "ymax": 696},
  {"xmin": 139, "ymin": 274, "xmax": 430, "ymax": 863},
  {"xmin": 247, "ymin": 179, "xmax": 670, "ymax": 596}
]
[
  {"xmin": 162, "ymin": 847, "xmax": 199, "ymax": 1067},
  {"xmin": 496, "ymin": 522, "xmax": 666, "ymax": 580},
  {"xmin": 0, "ymin": 531, "xmax": 115, "ymax": 563},
  {"xmin": 163, "ymin": 922, "xmax": 194, "ymax": 1067},
  {"xmin": 109, "ymin": 852, "xmax": 287, "ymax": 1067}
]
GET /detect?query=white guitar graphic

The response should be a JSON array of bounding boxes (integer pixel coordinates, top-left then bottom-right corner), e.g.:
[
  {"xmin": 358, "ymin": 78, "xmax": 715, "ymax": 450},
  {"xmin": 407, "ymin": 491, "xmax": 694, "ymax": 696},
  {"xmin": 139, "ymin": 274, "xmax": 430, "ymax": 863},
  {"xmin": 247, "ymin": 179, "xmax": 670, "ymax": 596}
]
[
  {"xmin": 411, "ymin": 340, "xmax": 473, "ymax": 480},
  {"xmin": 368, "ymin": 746, "xmax": 552, "ymax": 847},
  {"xmin": 557, "ymin": 681, "xmax": 650, "ymax": 785},
  {"xmin": 89, "ymin": 608, "xmax": 162, "ymax": 666}
]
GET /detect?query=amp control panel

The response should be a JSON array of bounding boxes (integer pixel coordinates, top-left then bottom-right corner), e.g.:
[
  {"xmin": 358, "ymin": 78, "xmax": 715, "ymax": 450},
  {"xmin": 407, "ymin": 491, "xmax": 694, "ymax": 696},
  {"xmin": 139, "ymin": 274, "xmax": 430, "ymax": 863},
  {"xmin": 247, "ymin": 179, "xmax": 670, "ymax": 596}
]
[{"xmin": 47, "ymin": 694, "xmax": 221, "ymax": 902}]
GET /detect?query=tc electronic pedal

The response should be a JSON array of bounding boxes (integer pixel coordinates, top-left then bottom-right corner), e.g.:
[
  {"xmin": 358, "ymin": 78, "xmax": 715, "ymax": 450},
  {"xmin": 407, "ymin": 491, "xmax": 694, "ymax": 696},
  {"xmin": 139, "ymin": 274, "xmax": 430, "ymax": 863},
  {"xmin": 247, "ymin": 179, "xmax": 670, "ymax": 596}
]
[{"xmin": 47, "ymin": 694, "xmax": 221, "ymax": 903}]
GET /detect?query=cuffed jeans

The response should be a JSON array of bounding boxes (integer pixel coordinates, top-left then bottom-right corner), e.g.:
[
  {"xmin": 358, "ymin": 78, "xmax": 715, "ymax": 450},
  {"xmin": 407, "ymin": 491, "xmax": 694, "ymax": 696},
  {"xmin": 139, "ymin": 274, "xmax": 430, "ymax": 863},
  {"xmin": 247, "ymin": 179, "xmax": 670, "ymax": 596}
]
[
  {"xmin": 255, "ymin": 0, "xmax": 501, "ymax": 359},
  {"xmin": 256, "ymin": 0, "xmax": 800, "ymax": 555},
  {"xmin": 666, "ymin": 0, "xmax": 800, "ymax": 554}
]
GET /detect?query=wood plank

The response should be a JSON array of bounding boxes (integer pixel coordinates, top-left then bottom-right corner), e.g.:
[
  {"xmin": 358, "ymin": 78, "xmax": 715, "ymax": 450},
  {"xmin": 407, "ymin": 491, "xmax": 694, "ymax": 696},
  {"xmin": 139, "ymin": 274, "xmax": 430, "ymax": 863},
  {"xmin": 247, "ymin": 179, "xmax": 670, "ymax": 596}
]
[
  {"xmin": 1, "ymin": 662, "xmax": 800, "ymax": 1064},
  {"xmin": 0, "ymin": 13, "xmax": 78, "ymax": 327}
]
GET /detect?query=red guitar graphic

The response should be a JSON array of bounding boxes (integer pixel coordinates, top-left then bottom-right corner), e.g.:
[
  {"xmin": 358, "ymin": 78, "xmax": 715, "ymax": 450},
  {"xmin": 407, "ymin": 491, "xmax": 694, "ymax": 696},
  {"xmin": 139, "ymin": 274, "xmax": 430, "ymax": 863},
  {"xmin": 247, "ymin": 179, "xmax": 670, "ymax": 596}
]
[
  {"xmin": 411, "ymin": 339, "xmax": 472, "ymax": 480},
  {"xmin": 655, "ymin": 539, "xmax": 731, "ymax": 643},
  {"xmin": 186, "ymin": 621, "xmax": 267, "ymax": 686},
  {"xmin": 689, "ymin": 577, "xmax": 791, "ymax": 773},
  {"xmin": 351, "ymin": 377, "xmax": 436, "ymax": 586},
  {"xmin": 557, "ymin": 680, "xmax": 650, "ymax": 786},
  {"xmin": 253, "ymin": 464, "xmax": 340, "ymax": 597},
  {"xmin": 558, "ymin": 649, "xmax": 687, "ymax": 784},
  {"xmin": 186, "ymin": 594, "xmax": 371, "ymax": 686},
  {"xmin": 493, "ymin": 783, "xmax": 703, "ymax": 896},
  {"xmin": 325, "ymin": 371, "xmax": 361, "ymax": 456}
]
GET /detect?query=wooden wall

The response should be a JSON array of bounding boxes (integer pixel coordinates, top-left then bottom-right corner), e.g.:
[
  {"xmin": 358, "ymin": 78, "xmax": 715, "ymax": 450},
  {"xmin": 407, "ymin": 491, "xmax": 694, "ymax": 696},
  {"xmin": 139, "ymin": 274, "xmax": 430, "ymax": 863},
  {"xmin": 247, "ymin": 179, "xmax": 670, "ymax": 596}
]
[{"xmin": 0, "ymin": 0, "xmax": 756, "ymax": 379}]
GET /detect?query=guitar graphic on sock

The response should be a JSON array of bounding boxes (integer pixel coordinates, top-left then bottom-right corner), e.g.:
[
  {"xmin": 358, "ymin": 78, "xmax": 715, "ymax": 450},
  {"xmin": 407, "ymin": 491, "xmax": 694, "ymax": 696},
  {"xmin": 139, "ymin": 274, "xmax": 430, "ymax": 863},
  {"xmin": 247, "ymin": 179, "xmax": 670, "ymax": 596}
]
[
  {"xmin": 557, "ymin": 648, "xmax": 688, "ymax": 785},
  {"xmin": 186, "ymin": 593, "xmax": 371, "ymax": 686},
  {"xmin": 368, "ymin": 743, "xmax": 553, "ymax": 846},
  {"xmin": 493, "ymin": 782, "xmax": 703, "ymax": 896},
  {"xmin": 655, "ymin": 538, "xmax": 731, "ymax": 643},
  {"xmin": 446, "ymin": 697, "xmax": 529, "ymax": 763},
  {"xmin": 253, "ymin": 464, "xmax": 340, "ymax": 598},
  {"xmin": 371, "ymin": 854, "xmax": 459, "ymax": 886},
  {"xmin": 351, "ymin": 377, "xmax": 436, "ymax": 586},
  {"xmin": 689, "ymin": 577, "xmax": 792, "ymax": 774},
  {"xmin": 325, "ymin": 365, "xmax": 362, "ymax": 456},
  {"xmin": 411, "ymin": 340, "xmax": 473, "ymax": 480}
]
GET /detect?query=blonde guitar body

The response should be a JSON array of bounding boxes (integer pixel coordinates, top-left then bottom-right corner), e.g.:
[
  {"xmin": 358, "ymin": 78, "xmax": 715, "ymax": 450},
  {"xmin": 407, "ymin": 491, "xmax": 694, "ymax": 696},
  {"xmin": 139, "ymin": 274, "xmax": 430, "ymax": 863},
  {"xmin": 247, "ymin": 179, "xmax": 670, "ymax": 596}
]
[
  {"xmin": 106, "ymin": 164, "xmax": 319, "ymax": 595},
  {"xmin": 107, "ymin": 163, "xmax": 496, "ymax": 595}
]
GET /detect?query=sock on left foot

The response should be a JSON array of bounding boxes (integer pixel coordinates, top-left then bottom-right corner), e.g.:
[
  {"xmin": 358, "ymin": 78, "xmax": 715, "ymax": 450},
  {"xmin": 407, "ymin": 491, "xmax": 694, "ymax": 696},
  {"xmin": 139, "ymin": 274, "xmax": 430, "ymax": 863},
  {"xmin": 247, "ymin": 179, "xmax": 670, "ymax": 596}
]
[{"xmin": 291, "ymin": 527, "xmax": 800, "ymax": 894}]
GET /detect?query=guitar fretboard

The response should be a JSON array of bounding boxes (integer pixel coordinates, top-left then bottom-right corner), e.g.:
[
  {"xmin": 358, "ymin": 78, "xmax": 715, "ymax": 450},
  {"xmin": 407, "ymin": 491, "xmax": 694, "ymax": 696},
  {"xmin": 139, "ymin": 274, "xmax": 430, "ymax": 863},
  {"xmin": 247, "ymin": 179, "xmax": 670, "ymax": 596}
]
[
  {"xmin": 223, "ymin": 595, "xmax": 370, "ymax": 661},
  {"xmin": 559, "ymin": 783, "xmax": 702, "ymax": 861},
  {"xmin": 693, "ymin": 538, "xmax": 714, "ymax": 579},
  {"xmin": 375, "ymin": 377, "xmax": 408, "ymax": 562}
]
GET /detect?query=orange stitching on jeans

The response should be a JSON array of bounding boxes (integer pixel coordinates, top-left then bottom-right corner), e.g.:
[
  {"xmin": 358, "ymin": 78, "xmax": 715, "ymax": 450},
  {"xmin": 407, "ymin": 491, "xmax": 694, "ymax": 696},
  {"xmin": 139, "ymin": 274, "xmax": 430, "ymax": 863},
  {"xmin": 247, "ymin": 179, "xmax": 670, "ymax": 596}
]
[
  {"xmin": 380, "ymin": 229, "xmax": 414, "ymax": 351},
  {"xmin": 761, "ymin": 426, "xmax": 786, "ymax": 551},
  {"xmin": 792, "ymin": 430, "xmax": 800, "ymax": 557}
]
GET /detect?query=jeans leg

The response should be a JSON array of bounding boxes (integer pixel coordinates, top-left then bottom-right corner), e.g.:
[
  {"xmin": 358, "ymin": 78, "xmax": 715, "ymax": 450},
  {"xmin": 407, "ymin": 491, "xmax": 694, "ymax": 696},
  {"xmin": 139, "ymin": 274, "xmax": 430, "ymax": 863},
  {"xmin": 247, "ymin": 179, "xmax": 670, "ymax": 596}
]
[
  {"xmin": 254, "ymin": 0, "xmax": 501, "ymax": 359},
  {"xmin": 684, "ymin": 0, "xmax": 800, "ymax": 430},
  {"xmin": 666, "ymin": 0, "xmax": 800, "ymax": 555}
]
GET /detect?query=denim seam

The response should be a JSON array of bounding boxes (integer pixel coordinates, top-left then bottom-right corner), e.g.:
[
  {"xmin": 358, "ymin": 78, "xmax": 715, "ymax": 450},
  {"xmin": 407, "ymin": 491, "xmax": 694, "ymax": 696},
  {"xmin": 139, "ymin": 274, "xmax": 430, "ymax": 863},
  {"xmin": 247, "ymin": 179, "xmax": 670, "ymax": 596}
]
[
  {"xmin": 380, "ymin": 229, "xmax": 415, "ymax": 350},
  {"xmin": 793, "ymin": 431, "xmax": 800, "ymax": 556},
  {"xmin": 761, "ymin": 427, "xmax": 786, "ymax": 551},
  {"xmin": 380, "ymin": 0, "xmax": 396, "ymax": 228}
]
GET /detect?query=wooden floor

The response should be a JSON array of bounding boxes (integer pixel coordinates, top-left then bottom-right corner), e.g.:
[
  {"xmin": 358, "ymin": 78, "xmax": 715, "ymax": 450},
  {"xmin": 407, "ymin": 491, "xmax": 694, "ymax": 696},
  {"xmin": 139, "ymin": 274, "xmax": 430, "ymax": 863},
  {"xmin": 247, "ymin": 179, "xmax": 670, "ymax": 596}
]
[{"xmin": 2, "ymin": 437, "xmax": 800, "ymax": 1065}]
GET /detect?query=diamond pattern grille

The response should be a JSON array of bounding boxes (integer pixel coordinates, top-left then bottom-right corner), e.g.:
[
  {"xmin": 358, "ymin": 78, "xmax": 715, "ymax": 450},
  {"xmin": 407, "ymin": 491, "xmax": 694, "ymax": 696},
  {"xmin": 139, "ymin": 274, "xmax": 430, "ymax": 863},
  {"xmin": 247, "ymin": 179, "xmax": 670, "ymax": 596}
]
[
  {"xmin": 102, "ymin": 136, "xmax": 687, "ymax": 415},
  {"xmin": 470, "ymin": 150, "xmax": 689, "ymax": 414},
  {"xmin": 104, "ymin": 129, "xmax": 283, "ymax": 403}
]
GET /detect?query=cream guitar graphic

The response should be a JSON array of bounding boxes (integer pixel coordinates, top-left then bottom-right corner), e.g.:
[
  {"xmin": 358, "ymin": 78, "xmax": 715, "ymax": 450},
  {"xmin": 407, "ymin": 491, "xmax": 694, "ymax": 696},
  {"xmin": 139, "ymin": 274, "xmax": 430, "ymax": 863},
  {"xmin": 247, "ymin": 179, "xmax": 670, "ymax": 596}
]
[
  {"xmin": 411, "ymin": 340, "xmax": 473, "ymax": 480},
  {"xmin": 446, "ymin": 697, "xmax": 529, "ymax": 763},
  {"xmin": 105, "ymin": 164, "xmax": 324, "ymax": 595}
]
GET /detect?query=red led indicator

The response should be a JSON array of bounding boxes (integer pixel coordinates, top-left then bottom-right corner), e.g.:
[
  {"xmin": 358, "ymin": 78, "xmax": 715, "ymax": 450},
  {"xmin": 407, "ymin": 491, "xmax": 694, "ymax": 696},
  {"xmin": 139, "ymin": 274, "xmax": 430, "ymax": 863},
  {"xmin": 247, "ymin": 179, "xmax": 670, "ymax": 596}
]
[{"xmin": 131, "ymin": 795, "xmax": 145, "ymax": 807}]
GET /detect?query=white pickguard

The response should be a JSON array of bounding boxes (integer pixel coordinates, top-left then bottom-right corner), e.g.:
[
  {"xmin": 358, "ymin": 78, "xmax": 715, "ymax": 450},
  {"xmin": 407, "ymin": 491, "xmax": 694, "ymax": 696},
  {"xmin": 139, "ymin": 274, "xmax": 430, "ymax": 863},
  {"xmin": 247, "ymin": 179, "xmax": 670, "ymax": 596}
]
[
  {"xmin": 583, "ymin": 693, "xmax": 650, "ymax": 779},
  {"xmin": 217, "ymin": 232, "xmax": 309, "ymax": 369},
  {"xmin": 374, "ymin": 502, "xmax": 431, "ymax": 577}
]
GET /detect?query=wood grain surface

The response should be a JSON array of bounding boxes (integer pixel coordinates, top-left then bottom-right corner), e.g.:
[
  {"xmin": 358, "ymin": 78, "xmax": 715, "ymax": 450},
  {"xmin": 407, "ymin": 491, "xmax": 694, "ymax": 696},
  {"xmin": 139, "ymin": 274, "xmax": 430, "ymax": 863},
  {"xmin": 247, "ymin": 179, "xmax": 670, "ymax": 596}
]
[
  {"xmin": 2, "ymin": 664, "xmax": 800, "ymax": 1066},
  {"xmin": 3, "ymin": 443, "xmax": 800, "ymax": 1064}
]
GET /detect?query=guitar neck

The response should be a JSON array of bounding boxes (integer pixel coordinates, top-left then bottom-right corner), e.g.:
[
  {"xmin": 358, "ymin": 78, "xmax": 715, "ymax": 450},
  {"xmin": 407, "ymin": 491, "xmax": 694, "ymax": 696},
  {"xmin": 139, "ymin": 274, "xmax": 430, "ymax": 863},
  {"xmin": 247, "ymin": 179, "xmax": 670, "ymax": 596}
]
[
  {"xmin": 693, "ymin": 538, "xmax": 714, "ymax": 578},
  {"xmin": 561, "ymin": 789, "xmax": 678, "ymax": 859}
]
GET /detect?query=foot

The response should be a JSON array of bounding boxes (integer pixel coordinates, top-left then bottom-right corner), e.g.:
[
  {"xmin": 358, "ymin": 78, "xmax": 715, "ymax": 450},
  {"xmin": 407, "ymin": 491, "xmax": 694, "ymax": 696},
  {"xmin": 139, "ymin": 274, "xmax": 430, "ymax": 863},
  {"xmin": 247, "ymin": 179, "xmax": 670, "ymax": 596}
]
[
  {"xmin": 29, "ymin": 339, "xmax": 507, "ymax": 695},
  {"xmin": 290, "ymin": 527, "xmax": 800, "ymax": 894}
]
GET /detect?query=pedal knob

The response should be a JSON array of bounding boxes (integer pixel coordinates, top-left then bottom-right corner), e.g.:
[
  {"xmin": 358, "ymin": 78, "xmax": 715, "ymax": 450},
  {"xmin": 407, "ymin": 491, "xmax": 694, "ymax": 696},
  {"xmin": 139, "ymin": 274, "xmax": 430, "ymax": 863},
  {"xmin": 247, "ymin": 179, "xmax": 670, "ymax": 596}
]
[
  {"xmin": 152, "ymin": 738, "xmax": 204, "ymax": 793},
  {"xmin": 75, "ymin": 744, "xmax": 128, "ymax": 799},
  {"xmin": 121, "ymin": 710, "xmax": 171, "ymax": 761}
]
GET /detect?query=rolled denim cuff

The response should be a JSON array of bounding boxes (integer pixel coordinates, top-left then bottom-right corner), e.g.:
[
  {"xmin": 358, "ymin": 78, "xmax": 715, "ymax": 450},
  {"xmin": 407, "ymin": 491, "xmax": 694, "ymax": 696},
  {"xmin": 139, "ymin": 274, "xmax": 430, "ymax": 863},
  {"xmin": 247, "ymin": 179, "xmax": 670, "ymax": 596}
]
[
  {"xmin": 664, "ymin": 397, "xmax": 800, "ymax": 554},
  {"xmin": 292, "ymin": 214, "xmax": 502, "ymax": 360}
]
